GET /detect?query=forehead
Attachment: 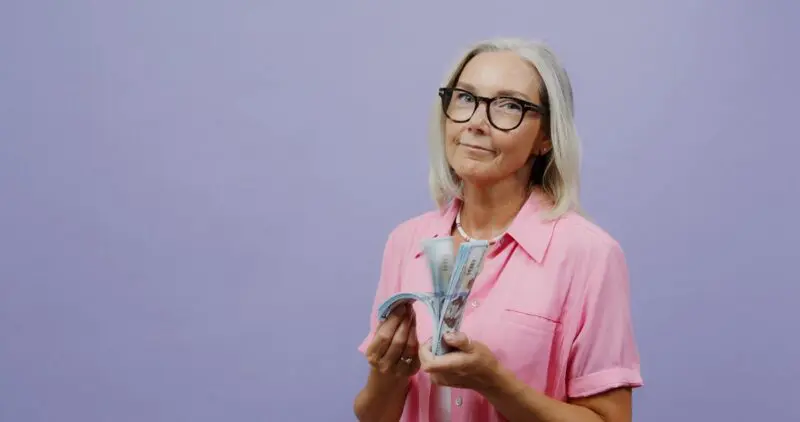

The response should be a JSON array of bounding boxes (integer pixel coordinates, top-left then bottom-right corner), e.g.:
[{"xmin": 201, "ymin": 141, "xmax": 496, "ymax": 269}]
[{"xmin": 455, "ymin": 51, "xmax": 541, "ymax": 101}]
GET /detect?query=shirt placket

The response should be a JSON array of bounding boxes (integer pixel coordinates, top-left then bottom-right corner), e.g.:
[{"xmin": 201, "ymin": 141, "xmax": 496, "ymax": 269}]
[{"xmin": 448, "ymin": 388, "xmax": 469, "ymax": 421}]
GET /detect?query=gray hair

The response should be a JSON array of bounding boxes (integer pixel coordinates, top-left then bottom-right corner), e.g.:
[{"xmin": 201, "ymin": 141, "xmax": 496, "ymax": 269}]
[{"xmin": 427, "ymin": 37, "xmax": 583, "ymax": 220}]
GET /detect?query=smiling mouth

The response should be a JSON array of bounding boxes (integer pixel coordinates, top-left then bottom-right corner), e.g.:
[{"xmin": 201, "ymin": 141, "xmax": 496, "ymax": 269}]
[{"xmin": 459, "ymin": 143, "xmax": 495, "ymax": 153}]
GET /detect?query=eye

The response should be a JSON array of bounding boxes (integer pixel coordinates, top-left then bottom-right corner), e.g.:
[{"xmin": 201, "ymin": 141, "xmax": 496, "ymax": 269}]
[
  {"xmin": 455, "ymin": 92, "xmax": 475, "ymax": 104},
  {"xmin": 495, "ymin": 98, "xmax": 523, "ymax": 112}
]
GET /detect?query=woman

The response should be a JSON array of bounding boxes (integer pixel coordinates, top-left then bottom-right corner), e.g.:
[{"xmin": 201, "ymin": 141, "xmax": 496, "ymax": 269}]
[{"xmin": 353, "ymin": 38, "xmax": 643, "ymax": 422}]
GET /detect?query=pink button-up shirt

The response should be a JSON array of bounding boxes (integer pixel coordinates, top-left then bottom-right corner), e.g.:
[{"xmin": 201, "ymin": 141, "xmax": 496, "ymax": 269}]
[{"xmin": 358, "ymin": 192, "xmax": 643, "ymax": 421}]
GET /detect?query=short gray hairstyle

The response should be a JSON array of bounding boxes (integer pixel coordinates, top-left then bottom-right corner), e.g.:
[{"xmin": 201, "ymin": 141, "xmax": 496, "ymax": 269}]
[{"xmin": 427, "ymin": 37, "xmax": 582, "ymax": 220}]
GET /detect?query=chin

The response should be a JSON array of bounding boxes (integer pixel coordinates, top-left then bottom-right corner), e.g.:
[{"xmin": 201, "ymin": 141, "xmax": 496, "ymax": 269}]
[{"xmin": 453, "ymin": 164, "xmax": 497, "ymax": 186}]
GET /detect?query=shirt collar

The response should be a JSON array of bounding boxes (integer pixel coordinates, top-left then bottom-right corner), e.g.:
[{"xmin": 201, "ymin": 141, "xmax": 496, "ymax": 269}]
[{"xmin": 415, "ymin": 189, "xmax": 559, "ymax": 263}]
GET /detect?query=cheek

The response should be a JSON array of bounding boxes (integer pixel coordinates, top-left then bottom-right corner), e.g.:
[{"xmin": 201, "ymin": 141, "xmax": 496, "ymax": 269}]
[
  {"xmin": 494, "ymin": 132, "xmax": 536, "ymax": 162},
  {"xmin": 443, "ymin": 122, "xmax": 460, "ymax": 143},
  {"xmin": 443, "ymin": 124, "xmax": 461, "ymax": 154}
]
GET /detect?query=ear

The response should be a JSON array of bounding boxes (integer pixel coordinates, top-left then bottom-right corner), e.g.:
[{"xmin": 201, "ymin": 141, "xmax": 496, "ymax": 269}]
[
  {"xmin": 533, "ymin": 122, "xmax": 552, "ymax": 155},
  {"xmin": 537, "ymin": 137, "xmax": 553, "ymax": 156}
]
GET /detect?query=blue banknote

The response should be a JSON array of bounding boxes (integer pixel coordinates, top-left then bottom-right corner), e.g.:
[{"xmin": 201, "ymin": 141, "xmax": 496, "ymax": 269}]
[
  {"xmin": 432, "ymin": 241, "xmax": 488, "ymax": 354},
  {"xmin": 422, "ymin": 237, "xmax": 456, "ymax": 301},
  {"xmin": 377, "ymin": 237, "xmax": 489, "ymax": 356}
]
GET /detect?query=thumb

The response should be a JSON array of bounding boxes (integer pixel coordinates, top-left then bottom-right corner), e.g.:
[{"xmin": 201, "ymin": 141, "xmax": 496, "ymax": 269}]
[{"xmin": 443, "ymin": 331, "xmax": 474, "ymax": 352}]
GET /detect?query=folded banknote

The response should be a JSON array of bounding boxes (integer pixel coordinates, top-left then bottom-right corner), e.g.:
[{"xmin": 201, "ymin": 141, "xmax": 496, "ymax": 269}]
[{"xmin": 376, "ymin": 237, "xmax": 489, "ymax": 355}]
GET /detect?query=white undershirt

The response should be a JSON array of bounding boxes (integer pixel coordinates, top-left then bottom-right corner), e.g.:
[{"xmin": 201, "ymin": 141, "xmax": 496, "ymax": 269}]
[{"xmin": 436, "ymin": 386, "xmax": 452, "ymax": 422}]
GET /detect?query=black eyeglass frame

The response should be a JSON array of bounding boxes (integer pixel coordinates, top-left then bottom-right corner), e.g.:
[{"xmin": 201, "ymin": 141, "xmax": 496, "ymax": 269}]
[{"xmin": 437, "ymin": 87, "xmax": 548, "ymax": 131}]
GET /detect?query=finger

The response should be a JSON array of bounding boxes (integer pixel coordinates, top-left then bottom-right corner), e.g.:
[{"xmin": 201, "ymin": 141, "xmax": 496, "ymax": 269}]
[
  {"xmin": 417, "ymin": 337, "xmax": 435, "ymax": 369},
  {"xmin": 420, "ymin": 345, "xmax": 467, "ymax": 373},
  {"xmin": 395, "ymin": 354, "xmax": 419, "ymax": 377},
  {"xmin": 397, "ymin": 354, "xmax": 421, "ymax": 377},
  {"xmin": 405, "ymin": 311, "xmax": 419, "ymax": 354},
  {"xmin": 366, "ymin": 305, "xmax": 407, "ymax": 360},
  {"xmin": 394, "ymin": 314, "xmax": 419, "ymax": 375},
  {"xmin": 366, "ymin": 318, "xmax": 401, "ymax": 364},
  {"xmin": 443, "ymin": 331, "xmax": 473, "ymax": 353},
  {"xmin": 380, "ymin": 312, "xmax": 412, "ymax": 371}
]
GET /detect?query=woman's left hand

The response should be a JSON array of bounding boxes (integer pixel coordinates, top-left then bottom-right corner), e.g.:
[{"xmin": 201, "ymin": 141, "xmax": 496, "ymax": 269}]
[{"xmin": 418, "ymin": 332, "xmax": 503, "ymax": 392}]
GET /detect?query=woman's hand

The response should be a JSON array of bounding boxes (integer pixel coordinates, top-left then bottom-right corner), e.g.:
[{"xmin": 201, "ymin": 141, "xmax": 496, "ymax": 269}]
[
  {"xmin": 355, "ymin": 305, "xmax": 419, "ymax": 421},
  {"xmin": 418, "ymin": 331, "xmax": 503, "ymax": 393},
  {"xmin": 364, "ymin": 304, "xmax": 420, "ymax": 378}
]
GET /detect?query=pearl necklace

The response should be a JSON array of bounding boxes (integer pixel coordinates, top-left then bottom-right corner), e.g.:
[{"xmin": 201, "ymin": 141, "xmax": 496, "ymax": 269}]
[{"xmin": 455, "ymin": 211, "xmax": 506, "ymax": 245}]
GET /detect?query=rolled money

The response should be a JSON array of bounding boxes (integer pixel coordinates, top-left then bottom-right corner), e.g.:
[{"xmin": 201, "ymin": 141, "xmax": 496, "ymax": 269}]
[
  {"xmin": 377, "ymin": 292, "xmax": 437, "ymax": 322},
  {"xmin": 421, "ymin": 237, "xmax": 455, "ymax": 300},
  {"xmin": 432, "ymin": 240, "xmax": 489, "ymax": 355}
]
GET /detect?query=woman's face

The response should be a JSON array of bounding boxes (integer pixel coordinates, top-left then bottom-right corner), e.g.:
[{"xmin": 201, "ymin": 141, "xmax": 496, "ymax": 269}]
[{"xmin": 443, "ymin": 51, "xmax": 550, "ymax": 187}]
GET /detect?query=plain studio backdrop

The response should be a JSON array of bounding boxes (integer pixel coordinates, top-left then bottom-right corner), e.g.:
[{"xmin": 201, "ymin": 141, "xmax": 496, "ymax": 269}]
[{"xmin": 1, "ymin": 1, "xmax": 798, "ymax": 421}]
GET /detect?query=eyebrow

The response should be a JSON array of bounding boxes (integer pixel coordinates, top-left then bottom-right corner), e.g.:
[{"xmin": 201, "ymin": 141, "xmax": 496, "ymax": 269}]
[{"xmin": 454, "ymin": 82, "xmax": 534, "ymax": 101}]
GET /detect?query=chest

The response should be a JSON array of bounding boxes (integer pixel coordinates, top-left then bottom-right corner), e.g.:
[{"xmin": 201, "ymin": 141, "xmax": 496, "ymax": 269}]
[{"xmin": 402, "ymin": 243, "xmax": 569, "ymax": 390}]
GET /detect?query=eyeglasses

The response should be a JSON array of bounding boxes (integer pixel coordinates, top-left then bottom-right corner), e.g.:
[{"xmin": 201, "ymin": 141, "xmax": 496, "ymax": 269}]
[{"xmin": 438, "ymin": 87, "xmax": 548, "ymax": 131}]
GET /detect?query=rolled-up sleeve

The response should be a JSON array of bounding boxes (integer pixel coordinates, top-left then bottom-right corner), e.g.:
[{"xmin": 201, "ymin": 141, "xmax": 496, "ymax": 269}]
[
  {"xmin": 567, "ymin": 241, "xmax": 643, "ymax": 398},
  {"xmin": 357, "ymin": 228, "xmax": 405, "ymax": 354}
]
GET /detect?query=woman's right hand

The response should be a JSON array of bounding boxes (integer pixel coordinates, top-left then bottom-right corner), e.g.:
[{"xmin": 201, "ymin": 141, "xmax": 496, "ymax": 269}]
[
  {"xmin": 355, "ymin": 304, "xmax": 419, "ymax": 421},
  {"xmin": 364, "ymin": 303, "xmax": 420, "ymax": 378}
]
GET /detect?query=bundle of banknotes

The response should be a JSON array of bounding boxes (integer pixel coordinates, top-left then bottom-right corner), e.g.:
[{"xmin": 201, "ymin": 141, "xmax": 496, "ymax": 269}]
[{"xmin": 377, "ymin": 237, "xmax": 489, "ymax": 355}]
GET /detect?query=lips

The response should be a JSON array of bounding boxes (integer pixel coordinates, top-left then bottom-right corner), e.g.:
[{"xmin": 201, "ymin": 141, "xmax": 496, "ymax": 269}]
[{"xmin": 459, "ymin": 142, "xmax": 495, "ymax": 153}]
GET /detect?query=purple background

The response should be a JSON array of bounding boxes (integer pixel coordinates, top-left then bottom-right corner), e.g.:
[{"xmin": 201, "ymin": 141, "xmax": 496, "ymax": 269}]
[{"xmin": 1, "ymin": 1, "xmax": 799, "ymax": 421}]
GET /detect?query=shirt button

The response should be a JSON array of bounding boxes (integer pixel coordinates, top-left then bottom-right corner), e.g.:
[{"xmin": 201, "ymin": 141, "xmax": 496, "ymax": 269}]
[
  {"xmin": 455, "ymin": 396, "xmax": 463, "ymax": 407},
  {"xmin": 471, "ymin": 300, "xmax": 479, "ymax": 308}
]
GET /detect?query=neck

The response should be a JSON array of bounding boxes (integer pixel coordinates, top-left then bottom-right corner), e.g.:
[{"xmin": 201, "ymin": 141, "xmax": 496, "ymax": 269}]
[{"xmin": 457, "ymin": 178, "xmax": 531, "ymax": 241}]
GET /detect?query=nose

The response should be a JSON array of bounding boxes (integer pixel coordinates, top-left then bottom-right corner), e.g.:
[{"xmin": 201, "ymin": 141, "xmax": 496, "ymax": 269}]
[{"xmin": 467, "ymin": 101, "xmax": 490, "ymax": 134}]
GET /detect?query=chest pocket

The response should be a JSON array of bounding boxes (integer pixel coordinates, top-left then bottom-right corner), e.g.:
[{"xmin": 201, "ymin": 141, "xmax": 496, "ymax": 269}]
[{"xmin": 482, "ymin": 281, "xmax": 563, "ymax": 392}]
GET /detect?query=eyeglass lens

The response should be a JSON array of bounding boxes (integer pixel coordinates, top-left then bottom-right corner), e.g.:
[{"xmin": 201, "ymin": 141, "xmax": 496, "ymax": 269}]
[{"xmin": 442, "ymin": 88, "xmax": 527, "ymax": 130}]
